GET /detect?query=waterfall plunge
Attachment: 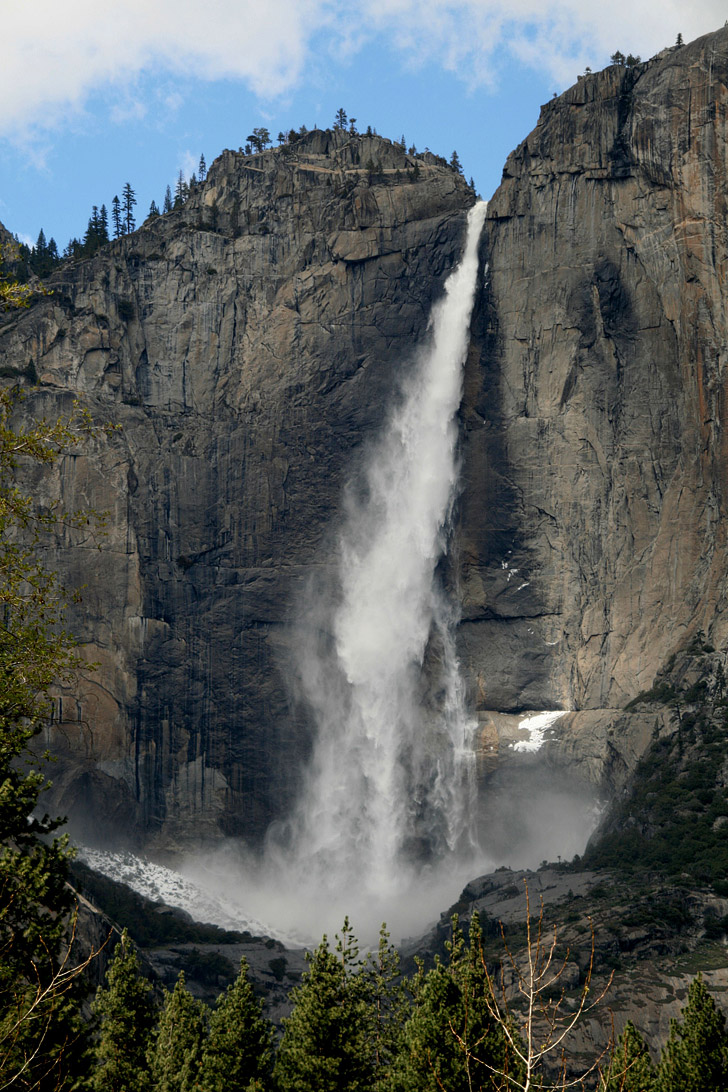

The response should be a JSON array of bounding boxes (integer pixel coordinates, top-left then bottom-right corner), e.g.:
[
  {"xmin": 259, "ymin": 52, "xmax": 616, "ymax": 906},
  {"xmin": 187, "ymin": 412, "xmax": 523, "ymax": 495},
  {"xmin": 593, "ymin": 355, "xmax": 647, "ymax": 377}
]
[
  {"xmin": 186, "ymin": 202, "xmax": 490, "ymax": 943},
  {"xmin": 276, "ymin": 201, "xmax": 489, "ymax": 937}
]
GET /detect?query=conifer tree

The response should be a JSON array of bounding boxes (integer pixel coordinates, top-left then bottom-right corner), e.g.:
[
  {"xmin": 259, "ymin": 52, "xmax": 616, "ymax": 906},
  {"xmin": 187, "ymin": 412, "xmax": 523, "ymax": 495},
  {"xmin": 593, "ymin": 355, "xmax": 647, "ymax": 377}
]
[
  {"xmin": 148, "ymin": 200, "xmax": 160, "ymax": 219},
  {"xmin": 198, "ymin": 958, "xmax": 273, "ymax": 1091},
  {"xmin": 247, "ymin": 127, "xmax": 271, "ymax": 153},
  {"xmin": 148, "ymin": 972, "xmax": 207, "ymax": 1092},
  {"xmin": 655, "ymin": 974, "xmax": 728, "ymax": 1092},
  {"xmin": 121, "ymin": 182, "xmax": 136, "ymax": 234},
  {"xmin": 111, "ymin": 195, "xmax": 122, "ymax": 238},
  {"xmin": 364, "ymin": 926, "xmax": 409, "ymax": 1089},
  {"xmin": 603, "ymin": 1021, "xmax": 655, "ymax": 1091},
  {"xmin": 392, "ymin": 914, "xmax": 520, "ymax": 1092},
  {"xmin": 450, "ymin": 150, "xmax": 463, "ymax": 173},
  {"xmin": 274, "ymin": 919, "xmax": 373, "ymax": 1092},
  {"xmin": 90, "ymin": 931, "xmax": 155, "ymax": 1092},
  {"xmin": 174, "ymin": 170, "xmax": 189, "ymax": 207},
  {"xmin": 198, "ymin": 153, "xmax": 207, "ymax": 180},
  {"xmin": 0, "ymin": 339, "xmax": 113, "ymax": 1088},
  {"xmin": 163, "ymin": 185, "xmax": 173, "ymax": 214}
]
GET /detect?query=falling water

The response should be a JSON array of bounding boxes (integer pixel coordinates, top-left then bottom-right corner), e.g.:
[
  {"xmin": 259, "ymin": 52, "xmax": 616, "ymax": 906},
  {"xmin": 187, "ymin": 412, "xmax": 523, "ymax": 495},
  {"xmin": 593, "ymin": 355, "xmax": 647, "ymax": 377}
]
[
  {"xmin": 264, "ymin": 201, "xmax": 490, "ymax": 936},
  {"xmin": 182, "ymin": 202, "xmax": 489, "ymax": 943}
]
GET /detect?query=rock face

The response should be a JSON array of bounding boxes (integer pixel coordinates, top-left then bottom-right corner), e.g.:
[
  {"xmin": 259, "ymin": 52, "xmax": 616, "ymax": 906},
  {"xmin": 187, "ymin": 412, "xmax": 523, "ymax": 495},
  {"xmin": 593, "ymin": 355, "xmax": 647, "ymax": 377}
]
[
  {"xmin": 0, "ymin": 131, "xmax": 473, "ymax": 848},
  {"xmin": 459, "ymin": 26, "xmax": 728, "ymax": 792},
  {"xmin": 3, "ymin": 26, "xmax": 728, "ymax": 852}
]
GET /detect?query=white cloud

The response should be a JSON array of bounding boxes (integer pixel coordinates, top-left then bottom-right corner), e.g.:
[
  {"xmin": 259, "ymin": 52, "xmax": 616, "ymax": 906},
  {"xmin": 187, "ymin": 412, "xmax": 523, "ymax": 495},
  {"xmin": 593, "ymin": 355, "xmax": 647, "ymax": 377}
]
[
  {"xmin": 178, "ymin": 150, "xmax": 198, "ymax": 180},
  {"xmin": 358, "ymin": 0, "xmax": 728, "ymax": 87},
  {"xmin": 1, "ymin": 0, "xmax": 726, "ymax": 138}
]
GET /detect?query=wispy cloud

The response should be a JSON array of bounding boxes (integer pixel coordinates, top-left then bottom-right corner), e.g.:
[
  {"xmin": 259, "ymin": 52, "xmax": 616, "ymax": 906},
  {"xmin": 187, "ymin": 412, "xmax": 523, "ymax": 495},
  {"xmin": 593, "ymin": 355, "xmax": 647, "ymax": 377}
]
[{"xmin": 2, "ymin": 1, "xmax": 725, "ymax": 138}]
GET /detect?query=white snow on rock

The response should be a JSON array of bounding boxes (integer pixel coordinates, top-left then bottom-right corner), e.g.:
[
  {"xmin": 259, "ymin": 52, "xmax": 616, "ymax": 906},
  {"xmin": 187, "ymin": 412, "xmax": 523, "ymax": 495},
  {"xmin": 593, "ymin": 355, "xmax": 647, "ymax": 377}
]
[
  {"xmin": 77, "ymin": 848, "xmax": 295, "ymax": 943},
  {"xmin": 511, "ymin": 710, "xmax": 567, "ymax": 753}
]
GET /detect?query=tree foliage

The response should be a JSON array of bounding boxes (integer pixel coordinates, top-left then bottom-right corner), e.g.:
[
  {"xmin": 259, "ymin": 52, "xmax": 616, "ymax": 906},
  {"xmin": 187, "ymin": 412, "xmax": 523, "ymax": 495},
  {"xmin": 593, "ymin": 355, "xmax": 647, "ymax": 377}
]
[
  {"xmin": 149, "ymin": 972, "xmax": 207, "ymax": 1092},
  {"xmin": 392, "ymin": 913, "xmax": 521, "ymax": 1092},
  {"xmin": 602, "ymin": 1021, "xmax": 655, "ymax": 1091},
  {"xmin": 198, "ymin": 957, "xmax": 273, "ymax": 1091},
  {"xmin": 90, "ymin": 931, "xmax": 155, "ymax": 1092},
  {"xmin": 275, "ymin": 918, "xmax": 373, "ymax": 1092},
  {"xmin": 655, "ymin": 973, "xmax": 728, "ymax": 1092}
]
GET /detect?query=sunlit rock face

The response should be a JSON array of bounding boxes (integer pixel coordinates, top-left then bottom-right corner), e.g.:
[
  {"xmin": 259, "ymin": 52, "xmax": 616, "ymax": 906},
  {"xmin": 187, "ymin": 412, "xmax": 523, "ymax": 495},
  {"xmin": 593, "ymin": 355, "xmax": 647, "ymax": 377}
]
[
  {"xmin": 0, "ymin": 131, "xmax": 474, "ymax": 850},
  {"xmin": 458, "ymin": 26, "xmax": 728, "ymax": 793}
]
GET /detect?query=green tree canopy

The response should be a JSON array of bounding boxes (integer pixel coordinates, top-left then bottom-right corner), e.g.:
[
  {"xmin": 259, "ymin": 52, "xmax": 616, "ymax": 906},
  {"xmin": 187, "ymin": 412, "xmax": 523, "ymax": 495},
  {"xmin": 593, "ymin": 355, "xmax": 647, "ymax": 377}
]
[
  {"xmin": 198, "ymin": 957, "xmax": 273, "ymax": 1091},
  {"xmin": 274, "ymin": 918, "xmax": 373, "ymax": 1092},
  {"xmin": 90, "ymin": 931, "xmax": 156, "ymax": 1092},
  {"xmin": 392, "ymin": 914, "xmax": 522, "ymax": 1092},
  {"xmin": 603, "ymin": 1020, "xmax": 655, "ymax": 1092},
  {"xmin": 149, "ymin": 971, "xmax": 208, "ymax": 1092},
  {"xmin": 655, "ymin": 974, "xmax": 728, "ymax": 1092}
]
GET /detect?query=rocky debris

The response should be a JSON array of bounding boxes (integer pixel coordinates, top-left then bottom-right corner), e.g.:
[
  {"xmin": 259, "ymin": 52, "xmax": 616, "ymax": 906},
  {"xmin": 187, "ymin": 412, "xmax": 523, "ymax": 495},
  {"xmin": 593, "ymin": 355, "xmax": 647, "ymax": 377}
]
[{"xmin": 403, "ymin": 862, "xmax": 728, "ymax": 1063}]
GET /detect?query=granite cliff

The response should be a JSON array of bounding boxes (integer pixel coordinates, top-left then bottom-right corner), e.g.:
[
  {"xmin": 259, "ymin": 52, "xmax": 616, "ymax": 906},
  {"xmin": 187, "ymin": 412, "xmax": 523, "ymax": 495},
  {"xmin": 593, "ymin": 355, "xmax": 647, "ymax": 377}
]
[
  {"xmin": 460, "ymin": 25, "xmax": 728, "ymax": 831},
  {"xmin": 2, "ymin": 26, "xmax": 728, "ymax": 853},
  {"xmin": 0, "ymin": 131, "xmax": 474, "ymax": 848}
]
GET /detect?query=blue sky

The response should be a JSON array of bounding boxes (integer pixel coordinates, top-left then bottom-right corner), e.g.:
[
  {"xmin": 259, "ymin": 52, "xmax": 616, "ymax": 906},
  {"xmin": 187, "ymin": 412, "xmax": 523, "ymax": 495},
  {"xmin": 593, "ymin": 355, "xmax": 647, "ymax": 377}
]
[{"xmin": 1, "ymin": 1, "xmax": 725, "ymax": 251}]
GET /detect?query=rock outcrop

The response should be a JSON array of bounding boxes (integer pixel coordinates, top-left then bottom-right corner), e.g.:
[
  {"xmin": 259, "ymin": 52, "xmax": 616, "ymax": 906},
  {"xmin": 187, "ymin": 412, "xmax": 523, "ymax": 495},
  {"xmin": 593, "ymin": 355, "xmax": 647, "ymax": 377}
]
[
  {"xmin": 460, "ymin": 26, "xmax": 728, "ymax": 794},
  {"xmin": 0, "ymin": 131, "xmax": 473, "ymax": 848}
]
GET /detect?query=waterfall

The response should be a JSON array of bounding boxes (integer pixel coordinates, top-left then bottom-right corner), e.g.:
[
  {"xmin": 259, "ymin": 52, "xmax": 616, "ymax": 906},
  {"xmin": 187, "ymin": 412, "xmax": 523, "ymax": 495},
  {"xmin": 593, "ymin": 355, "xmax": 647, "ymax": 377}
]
[
  {"xmin": 270, "ymin": 201, "xmax": 489, "ymax": 937},
  {"xmin": 185, "ymin": 202, "xmax": 489, "ymax": 943}
]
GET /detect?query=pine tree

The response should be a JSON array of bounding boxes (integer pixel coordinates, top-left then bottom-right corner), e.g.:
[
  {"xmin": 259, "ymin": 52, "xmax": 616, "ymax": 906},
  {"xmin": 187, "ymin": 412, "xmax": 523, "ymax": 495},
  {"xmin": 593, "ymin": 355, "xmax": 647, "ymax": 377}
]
[
  {"xmin": 198, "ymin": 958, "xmax": 273, "ymax": 1091},
  {"xmin": 392, "ymin": 914, "xmax": 521, "ymax": 1092},
  {"xmin": 450, "ymin": 150, "xmax": 463, "ymax": 173},
  {"xmin": 334, "ymin": 107, "xmax": 348, "ymax": 130},
  {"xmin": 198, "ymin": 153, "xmax": 207, "ymax": 180},
  {"xmin": 174, "ymin": 170, "xmax": 189, "ymax": 208},
  {"xmin": 274, "ymin": 919, "xmax": 373, "ymax": 1092},
  {"xmin": 148, "ymin": 972, "xmax": 207, "ymax": 1092},
  {"xmin": 111, "ymin": 195, "xmax": 122, "ymax": 238},
  {"xmin": 148, "ymin": 200, "xmax": 160, "ymax": 219},
  {"xmin": 99, "ymin": 203, "xmax": 109, "ymax": 241},
  {"xmin": 364, "ymin": 926, "xmax": 410, "ymax": 1089},
  {"xmin": 0, "ymin": 343, "xmax": 115, "ymax": 1088},
  {"xmin": 655, "ymin": 974, "xmax": 728, "ymax": 1092},
  {"xmin": 163, "ymin": 185, "xmax": 173, "ymax": 214},
  {"xmin": 603, "ymin": 1021, "xmax": 655, "ymax": 1091},
  {"xmin": 121, "ymin": 182, "xmax": 136, "ymax": 234},
  {"xmin": 247, "ymin": 127, "xmax": 271, "ymax": 153},
  {"xmin": 90, "ymin": 931, "xmax": 156, "ymax": 1092}
]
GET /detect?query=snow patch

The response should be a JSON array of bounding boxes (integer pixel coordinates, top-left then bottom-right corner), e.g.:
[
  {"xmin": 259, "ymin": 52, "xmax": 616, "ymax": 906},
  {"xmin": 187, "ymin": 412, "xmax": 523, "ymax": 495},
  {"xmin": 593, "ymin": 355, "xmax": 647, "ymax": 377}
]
[
  {"xmin": 77, "ymin": 848, "xmax": 298, "ymax": 945},
  {"xmin": 511, "ymin": 710, "xmax": 567, "ymax": 753}
]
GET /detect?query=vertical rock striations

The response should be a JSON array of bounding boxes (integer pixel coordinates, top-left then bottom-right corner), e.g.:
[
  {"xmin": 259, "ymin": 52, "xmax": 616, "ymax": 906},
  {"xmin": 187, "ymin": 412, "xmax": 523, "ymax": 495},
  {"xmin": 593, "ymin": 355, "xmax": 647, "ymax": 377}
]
[
  {"xmin": 459, "ymin": 27, "xmax": 728, "ymax": 786},
  {"xmin": 0, "ymin": 131, "xmax": 473, "ymax": 848}
]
